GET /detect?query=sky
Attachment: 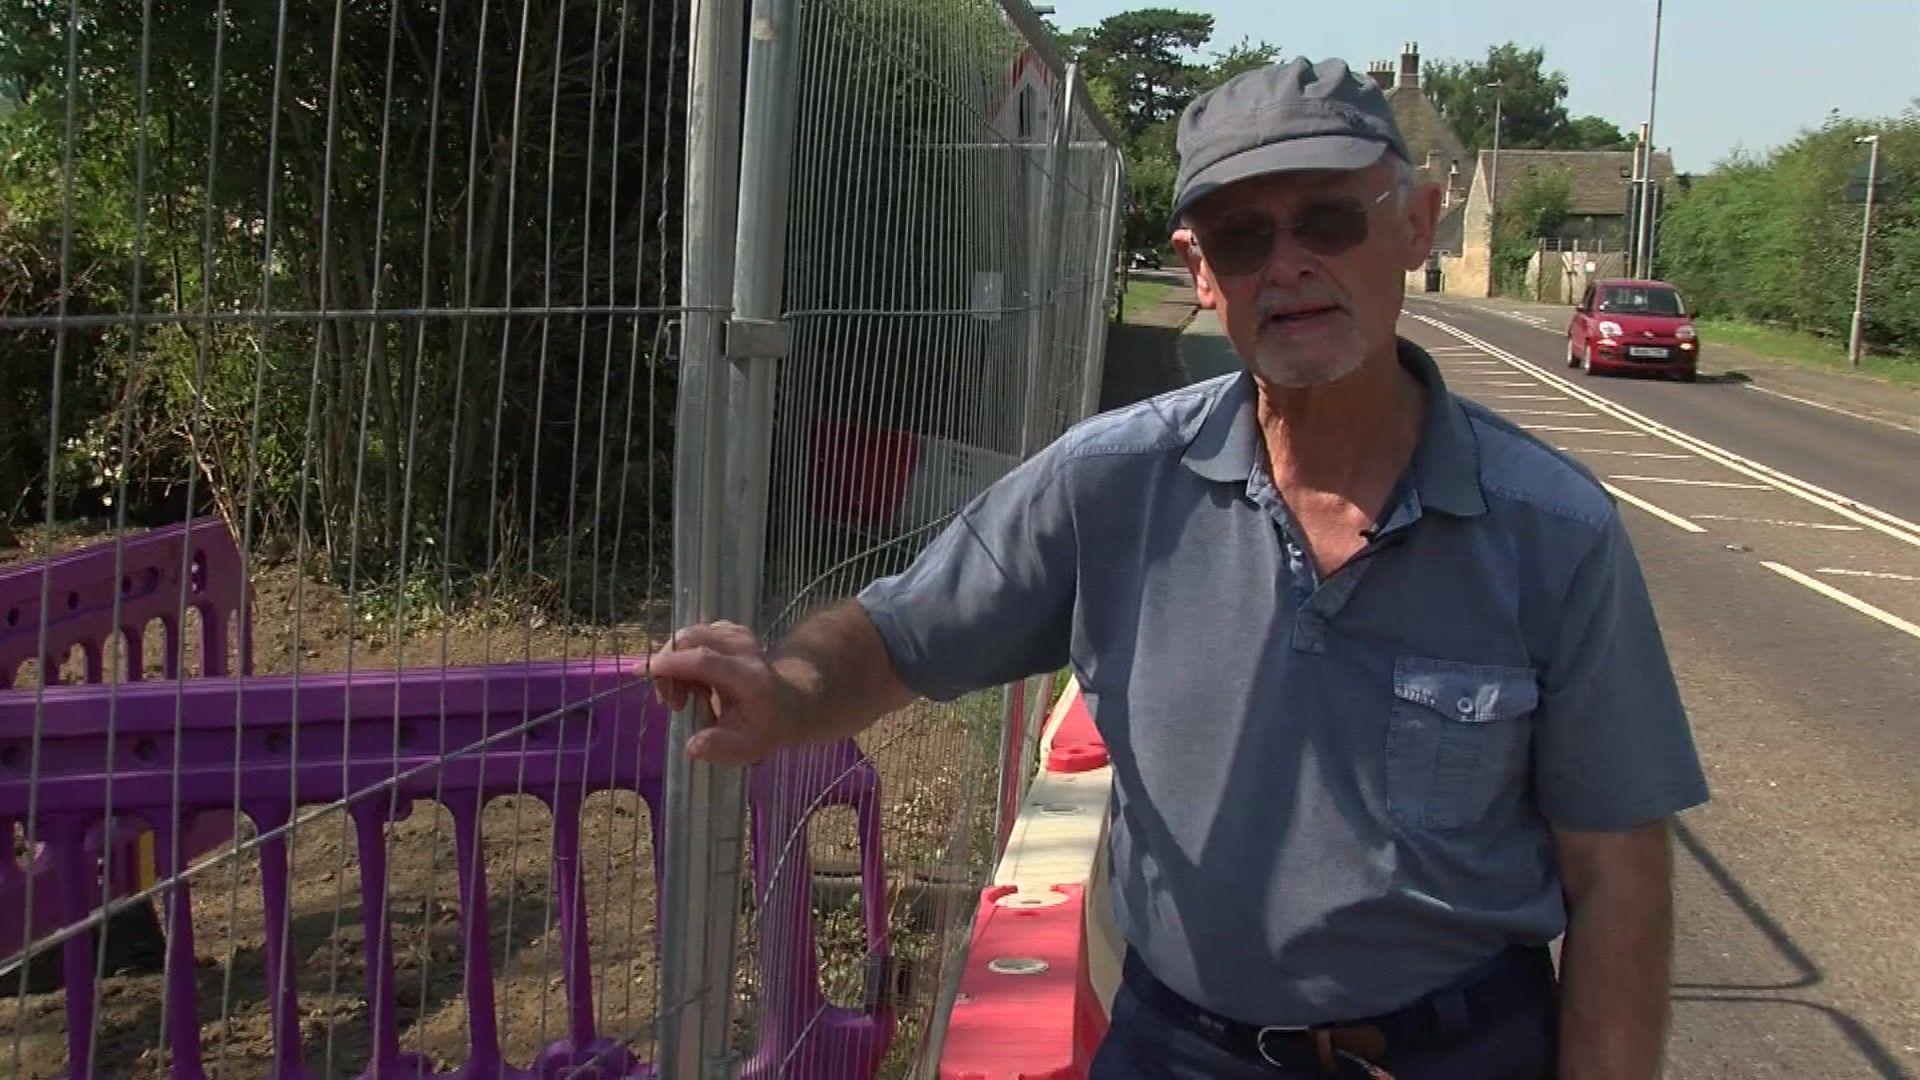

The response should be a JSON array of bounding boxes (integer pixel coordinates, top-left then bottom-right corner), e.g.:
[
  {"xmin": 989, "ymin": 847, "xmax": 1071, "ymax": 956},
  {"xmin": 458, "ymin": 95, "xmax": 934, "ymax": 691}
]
[{"xmin": 1042, "ymin": 0, "xmax": 1920, "ymax": 172}]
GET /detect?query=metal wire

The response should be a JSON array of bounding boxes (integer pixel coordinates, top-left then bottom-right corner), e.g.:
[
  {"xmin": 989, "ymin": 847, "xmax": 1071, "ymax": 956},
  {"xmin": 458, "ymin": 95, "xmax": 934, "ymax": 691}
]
[{"xmin": 0, "ymin": 0, "xmax": 1117, "ymax": 1075}]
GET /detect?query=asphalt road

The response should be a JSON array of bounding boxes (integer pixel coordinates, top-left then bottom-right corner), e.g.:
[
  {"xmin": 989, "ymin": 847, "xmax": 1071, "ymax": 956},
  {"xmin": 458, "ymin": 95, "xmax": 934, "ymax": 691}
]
[{"xmin": 1177, "ymin": 299, "xmax": 1920, "ymax": 1078}]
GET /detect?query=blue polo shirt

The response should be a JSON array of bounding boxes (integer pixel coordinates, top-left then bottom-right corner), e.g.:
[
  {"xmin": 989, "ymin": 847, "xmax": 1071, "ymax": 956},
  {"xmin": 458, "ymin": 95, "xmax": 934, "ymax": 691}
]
[{"xmin": 857, "ymin": 340, "xmax": 1708, "ymax": 1025}]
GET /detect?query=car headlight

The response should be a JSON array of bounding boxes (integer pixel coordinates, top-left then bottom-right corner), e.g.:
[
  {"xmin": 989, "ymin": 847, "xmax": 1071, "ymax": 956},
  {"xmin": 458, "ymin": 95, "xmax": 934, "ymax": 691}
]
[
  {"xmin": 1598, "ymin": 321, "xmax": 1624, "ymax": 338},
  {"xmin": 1675, "ymin": 325, "xmax": 1697, "ymax": 340}
]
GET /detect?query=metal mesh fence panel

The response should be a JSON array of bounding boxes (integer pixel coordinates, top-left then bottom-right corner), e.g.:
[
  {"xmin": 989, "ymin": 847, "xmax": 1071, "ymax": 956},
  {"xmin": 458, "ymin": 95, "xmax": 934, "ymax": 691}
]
[
  {"xmin": 1, "ymin": 1, "xmax": 689, "ymax": 1075},
  {"xmin": 0, "ymin": 0, "xmax": 1119, "ymax": 1076},
  {"xmin": 705, "ymin": 1, "xmax": 1125, "ymax": 1076}
]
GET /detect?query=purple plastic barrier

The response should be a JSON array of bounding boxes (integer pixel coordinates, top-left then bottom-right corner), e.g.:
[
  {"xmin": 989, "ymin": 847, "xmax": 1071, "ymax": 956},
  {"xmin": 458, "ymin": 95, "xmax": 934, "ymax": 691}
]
[
  {"xmin": 0, "ymin": 516, "xmax": 252, "ymax": 687},
  {"xmin": 2, "ymin": 660, "xmax": 662, "ymax": 1079},
  {"xmin": 744, "ymin": 742, "xmax": 893, "ymax": 1080},
  {"xmin": 2, "ymin": 660, "xmax": 895, "ymax": 1079},
  {"xmin": 0, "ymin": 517, "xmax": 252, "ymax": 981}
]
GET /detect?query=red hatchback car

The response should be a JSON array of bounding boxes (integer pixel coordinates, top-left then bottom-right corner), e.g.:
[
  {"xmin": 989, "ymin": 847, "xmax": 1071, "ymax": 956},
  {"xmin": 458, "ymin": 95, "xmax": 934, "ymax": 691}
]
[{"xmin": 1566, "ymin": 278, "xmax": 1700, "ymax": 381}]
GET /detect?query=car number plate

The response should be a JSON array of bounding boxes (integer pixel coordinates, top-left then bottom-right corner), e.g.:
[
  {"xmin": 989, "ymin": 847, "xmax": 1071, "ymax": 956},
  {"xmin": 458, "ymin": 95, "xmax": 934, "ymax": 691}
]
[{"xmin": 1628, "ymin": 346, "xmax": 1668, "ymax": 358}]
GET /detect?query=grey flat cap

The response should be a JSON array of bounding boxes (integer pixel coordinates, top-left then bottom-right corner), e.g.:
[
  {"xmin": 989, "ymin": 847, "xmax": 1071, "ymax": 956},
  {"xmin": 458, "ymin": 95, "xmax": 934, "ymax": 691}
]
[{"xmin": 1172, "ymin": 57, "xmax": 1411, "ymax": 222}]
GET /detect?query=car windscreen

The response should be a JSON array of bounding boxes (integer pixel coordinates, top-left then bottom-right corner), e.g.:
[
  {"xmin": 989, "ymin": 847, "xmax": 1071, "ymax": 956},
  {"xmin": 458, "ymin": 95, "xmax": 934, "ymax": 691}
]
[{"xmin": 1598, "ymin": 287, "xmax": 1686, "ymax": 316}]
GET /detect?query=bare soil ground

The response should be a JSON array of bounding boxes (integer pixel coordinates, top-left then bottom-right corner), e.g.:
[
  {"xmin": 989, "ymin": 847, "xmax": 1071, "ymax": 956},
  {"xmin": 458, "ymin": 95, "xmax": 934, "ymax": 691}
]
[{"xmin": 3, "ymin": 523, "xmax": 1000, "ymax": 1078}]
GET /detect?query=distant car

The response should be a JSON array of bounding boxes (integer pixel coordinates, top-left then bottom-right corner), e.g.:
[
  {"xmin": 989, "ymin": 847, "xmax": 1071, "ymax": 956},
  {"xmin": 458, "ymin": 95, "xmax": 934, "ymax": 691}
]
[
  {"xmin": 1566, "ymin": 278, "xmax": 1700, "ymax": 381},
  {"xmin": 1129, "ymin": 248, "xmax": 1163, "ymax": 270}
]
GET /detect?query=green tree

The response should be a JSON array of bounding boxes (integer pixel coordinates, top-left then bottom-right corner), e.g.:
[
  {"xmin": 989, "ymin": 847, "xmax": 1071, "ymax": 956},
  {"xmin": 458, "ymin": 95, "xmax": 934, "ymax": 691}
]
[
  {"xmin": 1196, "ymin": 37, "xmax": 1284, "ymax": 94},
  {"xmin": 1558, "ymin": 114, "xmax": 1634, "ymax": 150},
  {"xmin": 1659, "ymin": 108, "xmax": 1920, "ymax": 356},
  {"xmin": 1492, "ymin": 171, "xmax": 1572, "ymax": 296},
  {"xmin": 1076, "ymin": 9, "xmax": 1215, "ymax": 139},
  {"xmin": 1427, "ymin": 43, "xmax": 1630, "ymax": 152}
]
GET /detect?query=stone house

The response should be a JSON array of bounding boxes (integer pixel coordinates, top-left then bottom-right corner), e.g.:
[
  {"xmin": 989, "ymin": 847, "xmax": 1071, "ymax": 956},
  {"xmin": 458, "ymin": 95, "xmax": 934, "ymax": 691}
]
[{"xmin": 1438, "ymin": 148, "xmax": 1675, "ymax": 297}]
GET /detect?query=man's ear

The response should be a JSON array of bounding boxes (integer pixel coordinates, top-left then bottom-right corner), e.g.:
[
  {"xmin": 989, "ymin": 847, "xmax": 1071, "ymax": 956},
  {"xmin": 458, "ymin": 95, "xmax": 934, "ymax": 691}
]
[
  {"xmin": 1401, "ymin": 182, "xmax": 1443, "ymax": 271},
  {"xmin": 1171, "ymin": 227, "xmax": 1217, "ymax": 310}
]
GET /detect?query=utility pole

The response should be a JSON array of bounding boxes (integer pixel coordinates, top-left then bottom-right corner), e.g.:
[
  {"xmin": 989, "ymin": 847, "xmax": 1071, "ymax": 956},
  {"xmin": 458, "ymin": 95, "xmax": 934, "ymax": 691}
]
[
  {"xmin": 1850, "ymin": 133, "xmax": 1882, "ymax": 367},
  {"xmin": 1635, "ymin": 0, "xmax": 1664, "ymax": 278}
]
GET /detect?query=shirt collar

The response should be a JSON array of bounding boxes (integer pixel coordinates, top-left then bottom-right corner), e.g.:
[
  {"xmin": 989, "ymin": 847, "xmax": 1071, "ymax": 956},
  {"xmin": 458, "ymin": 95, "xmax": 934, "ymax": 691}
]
[{"xmin": 1178, "ymin": 338, "xmax": 1488, "ymax": 518}]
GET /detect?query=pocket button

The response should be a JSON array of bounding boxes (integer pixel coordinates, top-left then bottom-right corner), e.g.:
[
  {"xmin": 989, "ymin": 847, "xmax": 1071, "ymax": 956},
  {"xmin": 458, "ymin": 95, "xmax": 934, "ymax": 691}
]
[{"xmin": 1455, "ymin": 696, "xmax": 1475, "ymax": 715}]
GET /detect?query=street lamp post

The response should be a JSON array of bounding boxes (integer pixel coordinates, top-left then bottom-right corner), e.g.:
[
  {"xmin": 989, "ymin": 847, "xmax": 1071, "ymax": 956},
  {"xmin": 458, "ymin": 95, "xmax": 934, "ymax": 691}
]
[
  {"xmin": 1635, "ymin": 0, "xmax": 1665, "ymax": 279},
  {"xmin": 1849, "ymin": 133, "xmax": 1882, "ymax": 367}
]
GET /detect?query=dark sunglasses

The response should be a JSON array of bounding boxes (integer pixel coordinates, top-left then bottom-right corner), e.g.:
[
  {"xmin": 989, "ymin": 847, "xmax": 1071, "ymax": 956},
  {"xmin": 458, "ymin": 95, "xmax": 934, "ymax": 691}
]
[{"xmin": 1193, "ymin": 186, "xmax": 1396, "ymax": 275}]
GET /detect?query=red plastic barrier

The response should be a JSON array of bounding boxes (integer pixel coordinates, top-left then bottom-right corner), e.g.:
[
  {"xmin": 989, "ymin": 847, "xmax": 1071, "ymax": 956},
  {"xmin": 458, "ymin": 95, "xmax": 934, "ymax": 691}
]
[
  {"xmin": 939, "ymin": 884, "xmax": 1105, "ymax": 1080},
  {"xmin": 1043, "ymin": 685, "xmax": 1107, "ymax": 773}
]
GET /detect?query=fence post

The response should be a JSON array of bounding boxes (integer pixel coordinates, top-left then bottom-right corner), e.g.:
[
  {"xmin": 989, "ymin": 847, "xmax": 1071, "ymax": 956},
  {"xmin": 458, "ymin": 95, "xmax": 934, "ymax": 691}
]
[
  {"xmin": 1020, "ymin": 61, "xmax": 1078, "ymax": 456},
  {"xmin": 660, "ymin": 0, "xmax": 747, "ymax": 1074},
  {"xmin": 1078, "ymin": 150, "xmax": 1126, "ymax": 419},
  {"xmin": 662, "ymin": 0, "xmax": 804, "ymax": 1072}
]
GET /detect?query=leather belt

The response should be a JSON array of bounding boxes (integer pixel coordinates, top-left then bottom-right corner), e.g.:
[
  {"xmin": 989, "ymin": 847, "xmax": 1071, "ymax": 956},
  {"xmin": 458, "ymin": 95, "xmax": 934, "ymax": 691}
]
[{"xmin": 1119, "ymin": 945, "xmax": 1554, "ymax": 1076}]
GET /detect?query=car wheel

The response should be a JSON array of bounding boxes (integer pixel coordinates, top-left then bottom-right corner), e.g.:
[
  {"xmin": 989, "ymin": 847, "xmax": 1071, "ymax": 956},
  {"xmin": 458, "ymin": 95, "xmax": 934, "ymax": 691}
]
[
  {"xmin": 1678, "ymin": 368, "xmax": 1698, "ymax": 383},
  {"xmin": 1566, "ymin": 338, "xmax": 1580, "ymax": 368},
  {"xmin": 1582, "ymin": 342, "xmax": 1597, "ymax": 376}
]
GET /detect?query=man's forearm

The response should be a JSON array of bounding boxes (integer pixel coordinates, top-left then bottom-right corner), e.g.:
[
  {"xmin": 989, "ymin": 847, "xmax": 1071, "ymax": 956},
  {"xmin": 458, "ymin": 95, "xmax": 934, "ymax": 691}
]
[
  {"xmin": 769, "ymin": 600, "xmax": 916, "ymax": 743},
  {"xmin": 1556, "ymin": 827, "xmax": 1675, "ymax": 1080}
]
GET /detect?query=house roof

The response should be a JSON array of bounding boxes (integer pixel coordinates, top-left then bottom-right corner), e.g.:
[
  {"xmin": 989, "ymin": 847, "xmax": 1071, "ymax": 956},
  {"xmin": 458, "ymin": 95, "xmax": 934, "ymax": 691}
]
[
  {"xmin": 1386, "ymin": 85, "xmax": 1469, "ymax": 182},
  {"xmin": 1474, "ymin": 149, "xmax": 1675, "ymax": 217}
]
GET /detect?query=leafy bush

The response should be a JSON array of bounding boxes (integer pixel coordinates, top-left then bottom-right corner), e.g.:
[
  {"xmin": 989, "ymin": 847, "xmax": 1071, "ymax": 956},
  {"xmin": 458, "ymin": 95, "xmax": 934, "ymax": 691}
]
[{"xmin": 1658, "ymin": 108, "xmax": 1920, "ymax": 357}]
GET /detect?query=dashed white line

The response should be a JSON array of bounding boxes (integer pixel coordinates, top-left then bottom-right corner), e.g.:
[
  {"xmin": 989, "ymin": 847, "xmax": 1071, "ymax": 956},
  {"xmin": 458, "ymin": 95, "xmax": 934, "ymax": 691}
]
[
  {"xmin": 1525, "ymin": 425, "xmax": 1649, "ymax": 436},
  {"xmin": 1500, "ymin": 409, "xmax": 1599, "ymax": 418},
  {"xmin": 1760, "ymin": 561, "xmax": 1920, "ymax": 640},
  {"xmin": 1559, "ymin": 447, "xmax": 1694, "ymax": 460},
  {"xmin": 1492, "ymin": 394, "xmax": 1569, "ymax": 401},
  {"xmin": 1815, "ymin": 567, "xmax": 1920, "ymax": 582},
  {"xmin": 1604, "ymin": 483, "xmax": 1706, "ymax": 533},
  {"xmin": 1475, "ymin": 380, "xmax": 1543, "ymax": 387},
  {"xmin": 1692, "ymin": 514, "xmax": 1862, "ymax": 531},
  {"xmin": 1608, "ymin": 474, "xmax": 1772, "ymax": 491}
]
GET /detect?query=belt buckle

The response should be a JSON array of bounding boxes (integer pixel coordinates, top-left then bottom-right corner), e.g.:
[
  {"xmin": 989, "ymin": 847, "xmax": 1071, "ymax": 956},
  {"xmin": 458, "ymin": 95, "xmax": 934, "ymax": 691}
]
[{"xmin": 1255, "ymin": 1024, "xmax": 1309, "ymax": 1069}]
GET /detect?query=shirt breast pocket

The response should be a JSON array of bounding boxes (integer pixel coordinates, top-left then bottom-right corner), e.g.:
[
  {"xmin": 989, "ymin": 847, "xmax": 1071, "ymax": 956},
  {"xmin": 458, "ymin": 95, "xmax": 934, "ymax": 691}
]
[{"xmin": 1386, "ymin": 655, "xmax": 1539, "ymax": 833}]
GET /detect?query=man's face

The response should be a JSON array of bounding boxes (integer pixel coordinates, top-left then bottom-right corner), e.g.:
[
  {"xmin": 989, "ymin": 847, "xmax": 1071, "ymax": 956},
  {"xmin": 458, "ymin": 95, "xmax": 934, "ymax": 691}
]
[{"xmin": 1173, "ymin": 161, "xmax": 1439, "ymax": 389}]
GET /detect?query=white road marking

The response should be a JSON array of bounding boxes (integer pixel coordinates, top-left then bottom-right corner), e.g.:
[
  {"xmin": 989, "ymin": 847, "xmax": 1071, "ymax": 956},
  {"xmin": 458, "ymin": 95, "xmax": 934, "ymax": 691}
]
[
  {"xmin": 1409, "ymin": 314, "xmax": 1920, "ymax": 547},
  {"xmin": 1475, "ymin": 380, "xmax": 1543, "ymax": 387},
  {"xmin": 1559, "ymin": 447, "xmax": 1694, "ymax": 460},
  {"xmin": 1761, "ymin": 561, "xmax": 1920, "ymax": 640},
  {"xmin": 1815, "ymin": 567, "xmax": 1920, "ymax": 582},
  {"xmin": 1604, "ymin": 483, "xmax": 1706, "ymax": 533},
  {"xmin": 1745, "ymin": 383, "xmax": 1920, "ymax": 435},
  {"xmin": 1500, "ymin": 409, "xmax": 1599, "ymax": 418},
  {"xmin": 1608, "ymin": 474, "xmax": 1772, "ymax": 491},
  {"xmin": 1427, "ymin": 346, "xmax": 1487, "ymax": 354},
  {"xmin": 1692, "ymin": 514, "xmax": 1861, "ymax": 531},
  {"xmin": 1490, "ymin": 394, "xmax": 1567, "ymax": 401},
  {"xmin": 1525, "ymin": 425, "xmax": 1649, "ymax": 436}
]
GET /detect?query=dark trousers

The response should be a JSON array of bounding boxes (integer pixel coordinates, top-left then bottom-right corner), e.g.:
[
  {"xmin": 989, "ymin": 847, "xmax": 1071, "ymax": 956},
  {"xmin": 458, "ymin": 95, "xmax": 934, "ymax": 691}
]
[{"xmin": 1088, "ymin": 957, "xmax": 1558, "ymax": 1080}]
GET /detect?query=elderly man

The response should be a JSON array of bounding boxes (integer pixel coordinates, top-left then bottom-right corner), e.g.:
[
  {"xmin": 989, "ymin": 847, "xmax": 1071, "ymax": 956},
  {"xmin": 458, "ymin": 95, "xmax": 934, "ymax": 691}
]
[{"xmin": 651, "ymin": 58, "xmax": 1706, "ymax": 1079}]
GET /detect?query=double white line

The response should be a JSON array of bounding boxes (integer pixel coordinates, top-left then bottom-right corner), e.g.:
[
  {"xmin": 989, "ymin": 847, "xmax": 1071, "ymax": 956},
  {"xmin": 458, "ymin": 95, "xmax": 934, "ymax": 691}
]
[{"xmin": 1408, "ymin": 313, "xmax": 1920, "ymax": 547}]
